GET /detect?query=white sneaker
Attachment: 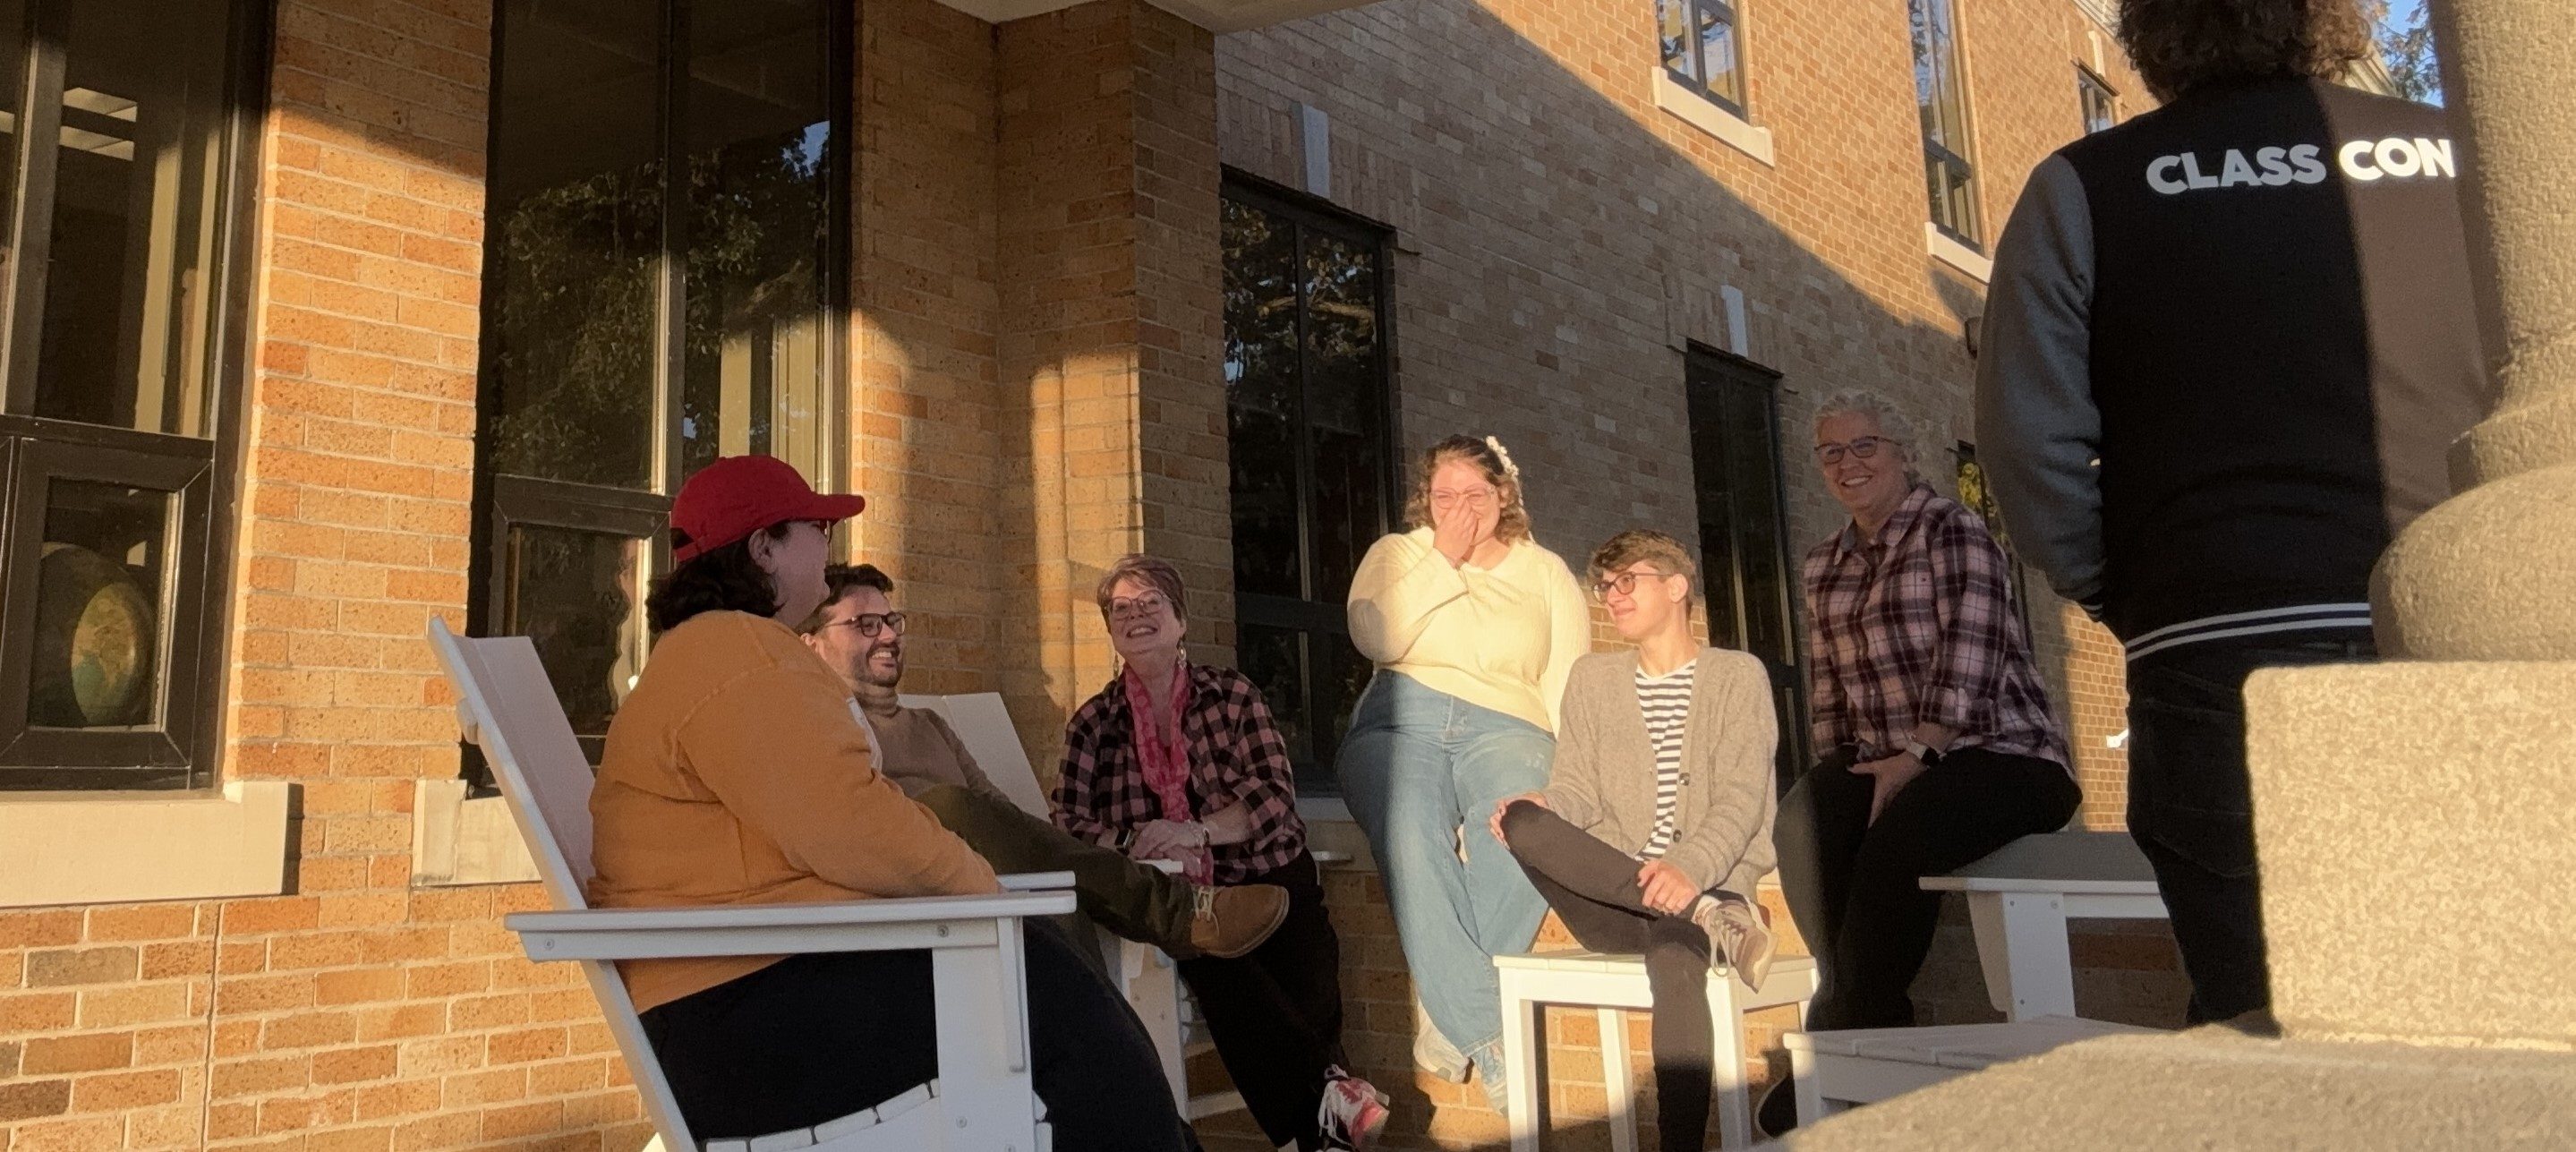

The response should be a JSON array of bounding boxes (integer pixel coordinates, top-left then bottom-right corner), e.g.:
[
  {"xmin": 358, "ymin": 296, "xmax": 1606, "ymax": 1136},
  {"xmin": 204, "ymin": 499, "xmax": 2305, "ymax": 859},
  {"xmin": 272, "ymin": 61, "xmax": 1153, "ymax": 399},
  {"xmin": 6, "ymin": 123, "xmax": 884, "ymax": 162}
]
[
  {"xmin": 1412, "ymin": 1009, "xmax": 1471, "ymax": 1082},
  {"xmin": 1694, "ymin": 896, "xmax": 1776, "ymax": 993},
  {"xmin": 1318, "ymin": 1066, "xmax": 1389, "ymax": 1150}
]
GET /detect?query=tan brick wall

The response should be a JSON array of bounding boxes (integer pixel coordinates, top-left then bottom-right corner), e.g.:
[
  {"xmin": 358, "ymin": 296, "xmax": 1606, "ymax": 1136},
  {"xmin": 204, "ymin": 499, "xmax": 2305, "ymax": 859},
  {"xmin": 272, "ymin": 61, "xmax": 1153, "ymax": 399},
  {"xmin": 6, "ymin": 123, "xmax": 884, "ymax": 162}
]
[
  {"xmin": 849, "ymin": 0, "xmax": 1006, "ymax": 698},
  {"xmin": 0, "ymin": 3, "xmax": 652, "ymax": 1149},
  {"xmin": 993, "ymin": 0, "xmax": 1225, "ymax": 770}
]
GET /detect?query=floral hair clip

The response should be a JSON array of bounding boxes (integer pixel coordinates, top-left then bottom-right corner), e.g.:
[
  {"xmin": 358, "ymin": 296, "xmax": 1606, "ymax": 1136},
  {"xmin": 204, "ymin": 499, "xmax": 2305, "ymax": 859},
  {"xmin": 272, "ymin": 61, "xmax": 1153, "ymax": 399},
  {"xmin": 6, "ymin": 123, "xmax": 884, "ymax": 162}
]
[{"xmin": 1483, "ymin": 435, "xmax": 1522, "ymax": 482}]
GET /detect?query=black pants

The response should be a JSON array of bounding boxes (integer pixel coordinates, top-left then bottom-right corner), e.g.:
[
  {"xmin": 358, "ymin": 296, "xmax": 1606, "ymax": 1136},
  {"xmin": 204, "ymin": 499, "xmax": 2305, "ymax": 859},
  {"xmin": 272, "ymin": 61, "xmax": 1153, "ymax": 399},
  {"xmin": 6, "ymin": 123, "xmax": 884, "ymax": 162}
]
[
  {"xmin": 639, "ymin": 920, "xmax": 1198, "ymax": 1151},
  {"xmin": 1775, "ymin": 746, "xmax": 2079, "ymax": 1030},
  {"xmin": 917, "ymin": 784, "xmax": 1197, "ymax": 952},
  {"xmin": 2126, "ymin": 635, "xmax": 2375, "ymax": 1025},
  {"xmin": 1500, "ymin": 802, "xmax": 1744, "ymax": 1152},
  {"xmin": 1175, "ymin": 850, "xmax": 1347, "ymax": 1152}
]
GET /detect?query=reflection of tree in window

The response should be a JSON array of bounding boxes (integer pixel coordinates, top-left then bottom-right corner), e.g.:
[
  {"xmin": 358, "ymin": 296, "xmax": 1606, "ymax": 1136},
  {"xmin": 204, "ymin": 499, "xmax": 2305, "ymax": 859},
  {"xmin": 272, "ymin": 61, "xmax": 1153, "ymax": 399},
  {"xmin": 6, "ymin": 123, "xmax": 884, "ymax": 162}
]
[{"xmin": 1221, "ymin": 183, "xmax": 1394, "ymax": 795}]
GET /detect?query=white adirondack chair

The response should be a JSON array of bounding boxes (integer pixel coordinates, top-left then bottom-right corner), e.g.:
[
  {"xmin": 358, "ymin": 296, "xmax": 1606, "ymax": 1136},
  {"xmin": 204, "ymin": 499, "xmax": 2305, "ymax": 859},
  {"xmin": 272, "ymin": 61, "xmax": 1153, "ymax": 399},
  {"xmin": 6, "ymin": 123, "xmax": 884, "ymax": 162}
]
[
  {"xmin": 428, "ymin": 619, "xmax": 1076, "ymax": 1152},
  {"xmin": 895, "ymin": 693, "xmax": 1201, "ymax": 1114}
]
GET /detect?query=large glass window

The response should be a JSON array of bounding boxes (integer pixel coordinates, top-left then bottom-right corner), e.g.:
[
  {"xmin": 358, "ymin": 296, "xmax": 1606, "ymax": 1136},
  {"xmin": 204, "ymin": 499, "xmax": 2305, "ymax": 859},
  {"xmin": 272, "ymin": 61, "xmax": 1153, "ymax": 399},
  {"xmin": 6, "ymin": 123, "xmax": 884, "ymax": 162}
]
[
  {"xmin": 1910, "ymin": 0, "xmax": 1981, "ymax": 246},
  {"xmin": 1684, "ymin": 349, "xmax": 1804, "ymax": 790},
  {"xmin": 1223, "ymin": 176, "xmax": 1395, "ymax": 798},
  {"xmin": 0, "ymin": 0, "xmax": 258, "ymax": 789},
  {"xmin": 1659, "ymin": 0, "xmax": 1746, "ymax": 115},
  {"xmin": 477, "ymin": 0, "xmax": 847, "ymax": 764}
]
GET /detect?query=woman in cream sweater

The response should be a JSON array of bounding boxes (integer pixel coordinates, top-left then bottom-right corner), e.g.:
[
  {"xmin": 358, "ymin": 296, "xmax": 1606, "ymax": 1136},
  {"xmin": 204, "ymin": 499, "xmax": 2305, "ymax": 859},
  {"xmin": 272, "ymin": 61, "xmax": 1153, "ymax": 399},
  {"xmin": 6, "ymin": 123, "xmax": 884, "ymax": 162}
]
[{"xmin": 1342, "ymin": 434, "xmax": 1590, "ymax": 1114}]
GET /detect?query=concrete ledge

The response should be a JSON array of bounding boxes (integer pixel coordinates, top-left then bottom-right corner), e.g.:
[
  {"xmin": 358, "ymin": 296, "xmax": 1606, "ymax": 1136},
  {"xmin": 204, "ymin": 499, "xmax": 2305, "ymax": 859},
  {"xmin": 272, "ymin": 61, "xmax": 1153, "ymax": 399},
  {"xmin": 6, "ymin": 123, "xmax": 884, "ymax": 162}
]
[
  {"xmin": 412, "ymin": 779, "xmax": 540, "ymax": 887},
  {"xmin": 1925, "ymin": 222, "xmax": 1992, "ymax": 282},
  {"xmin": 0, "ymin": 781, "xmax": 294, "ymax": 909},
  {"xmin": 2247, "ymin": 660, "xmax": 2576, "ymax": 1045},
  {"xmin": 1652, "ymin": 71, "xmax": 1775, "ymax": 166},
  {"xmin": 1778, "ymin": 1029, "xmax": 2576, "ymax": 1148}
]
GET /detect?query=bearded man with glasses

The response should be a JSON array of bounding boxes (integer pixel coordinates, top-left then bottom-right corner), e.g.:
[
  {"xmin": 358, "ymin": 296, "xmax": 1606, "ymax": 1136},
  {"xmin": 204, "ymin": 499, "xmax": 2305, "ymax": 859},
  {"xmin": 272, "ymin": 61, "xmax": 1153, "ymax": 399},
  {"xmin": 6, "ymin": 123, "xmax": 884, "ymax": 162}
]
[{"xmin": 798, "ymin": 562, "xmax": 1291, "ymax": 964}]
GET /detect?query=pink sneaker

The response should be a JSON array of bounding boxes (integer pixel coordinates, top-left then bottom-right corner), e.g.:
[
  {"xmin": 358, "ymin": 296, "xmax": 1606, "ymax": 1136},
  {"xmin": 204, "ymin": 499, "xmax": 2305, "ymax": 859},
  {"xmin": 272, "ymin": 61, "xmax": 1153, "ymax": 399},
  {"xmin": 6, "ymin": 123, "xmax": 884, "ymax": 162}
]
[{"xmin": 1318, "ymin": 1066, "xmax": 1390, "ymax": 1149}]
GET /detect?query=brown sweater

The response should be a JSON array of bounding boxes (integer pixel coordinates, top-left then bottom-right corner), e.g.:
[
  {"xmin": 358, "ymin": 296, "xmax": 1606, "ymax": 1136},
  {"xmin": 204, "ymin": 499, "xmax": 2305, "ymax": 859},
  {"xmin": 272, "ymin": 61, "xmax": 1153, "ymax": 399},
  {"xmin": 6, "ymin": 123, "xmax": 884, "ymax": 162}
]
[
  {"xmin": 589, "ymin": 611, "xmax": 1000, "ymax": 1012},
  {"xmin": 852, "ymin": 685, "xmax": 1011, "ymax": 803}
]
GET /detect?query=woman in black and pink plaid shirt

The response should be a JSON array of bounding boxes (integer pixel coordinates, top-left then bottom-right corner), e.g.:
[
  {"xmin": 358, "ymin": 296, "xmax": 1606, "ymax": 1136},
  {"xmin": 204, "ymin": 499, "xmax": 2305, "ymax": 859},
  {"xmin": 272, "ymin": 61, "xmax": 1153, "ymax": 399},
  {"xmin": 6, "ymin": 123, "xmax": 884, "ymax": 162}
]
[
  {"xmin": 1052, "ymin": 554, "xmax": 1389, "ymax": 1151},
  {"xmin": 1765, "ymin": 391, "xmax": 2079, "ymax": 1130}
]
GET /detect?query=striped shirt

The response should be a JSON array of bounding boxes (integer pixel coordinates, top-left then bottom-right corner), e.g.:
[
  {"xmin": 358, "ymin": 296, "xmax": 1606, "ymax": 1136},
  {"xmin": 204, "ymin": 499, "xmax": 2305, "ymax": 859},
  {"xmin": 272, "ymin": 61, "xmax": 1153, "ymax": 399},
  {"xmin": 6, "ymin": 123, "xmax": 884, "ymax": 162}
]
[{"xmin": 1633, "ymin": 661, "xmax": 1695, "ymax": 859}]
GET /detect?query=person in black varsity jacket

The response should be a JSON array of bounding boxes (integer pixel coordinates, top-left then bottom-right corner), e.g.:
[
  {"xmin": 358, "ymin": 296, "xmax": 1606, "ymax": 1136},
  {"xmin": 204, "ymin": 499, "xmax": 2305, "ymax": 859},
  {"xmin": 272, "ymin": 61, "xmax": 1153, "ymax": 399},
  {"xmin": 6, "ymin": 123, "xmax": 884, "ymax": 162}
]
[{"xmin": 1974, "ymin": 0, "xmax": 2490, "ymax": 1026}]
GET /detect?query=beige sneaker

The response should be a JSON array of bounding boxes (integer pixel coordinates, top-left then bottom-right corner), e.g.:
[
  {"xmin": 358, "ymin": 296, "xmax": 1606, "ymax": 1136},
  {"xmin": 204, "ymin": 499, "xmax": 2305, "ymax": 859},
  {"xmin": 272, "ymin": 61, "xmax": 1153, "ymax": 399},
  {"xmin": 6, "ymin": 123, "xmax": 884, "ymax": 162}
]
[
  {"xmin": 1186, "ymin": 883, "xmax": 1289, "ymax": 960},
  {"xmin": 1695, "ymin": 896, "xmax": 1776, "ymax": 993}
]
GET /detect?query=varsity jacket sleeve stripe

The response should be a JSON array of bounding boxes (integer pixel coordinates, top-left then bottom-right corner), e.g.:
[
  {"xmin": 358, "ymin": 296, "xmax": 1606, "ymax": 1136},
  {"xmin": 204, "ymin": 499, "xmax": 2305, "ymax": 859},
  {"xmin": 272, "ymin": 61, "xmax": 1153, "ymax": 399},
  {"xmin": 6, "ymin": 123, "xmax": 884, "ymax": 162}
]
[{"xmin": 1975, "ymin": 153, "xmax": 2109, "ymax": 614}]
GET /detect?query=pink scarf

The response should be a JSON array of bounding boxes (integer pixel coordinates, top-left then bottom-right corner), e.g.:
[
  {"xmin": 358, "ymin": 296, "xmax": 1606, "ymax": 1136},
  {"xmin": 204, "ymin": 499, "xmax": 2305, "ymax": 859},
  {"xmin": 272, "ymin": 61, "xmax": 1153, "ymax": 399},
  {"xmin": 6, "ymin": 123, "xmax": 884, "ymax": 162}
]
[{"xmin": 1122, "ymin": 660, "xmax": 1213, "ymax": 883}]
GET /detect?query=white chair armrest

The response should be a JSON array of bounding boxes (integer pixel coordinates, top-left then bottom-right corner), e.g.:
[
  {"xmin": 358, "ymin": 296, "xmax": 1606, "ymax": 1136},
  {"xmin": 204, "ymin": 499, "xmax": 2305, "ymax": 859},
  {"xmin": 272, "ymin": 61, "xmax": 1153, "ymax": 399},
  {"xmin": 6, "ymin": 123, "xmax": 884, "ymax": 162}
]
[
  {"xmin": 504, "ymin": 891, "xmax": 1079, "ymax": 962},
  {"xmin": 998, "ymin": 871, "xmax": 1077, "ymax": 891},
  {"xmin": 1144, "ymin": 859, "xmax": 1183, "ymax": 875}
]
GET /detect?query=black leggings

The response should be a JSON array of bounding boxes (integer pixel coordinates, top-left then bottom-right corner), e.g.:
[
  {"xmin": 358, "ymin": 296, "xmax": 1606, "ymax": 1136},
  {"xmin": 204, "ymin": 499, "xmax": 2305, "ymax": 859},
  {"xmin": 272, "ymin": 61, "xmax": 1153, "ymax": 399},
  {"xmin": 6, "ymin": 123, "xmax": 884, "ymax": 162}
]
[
  {"xmin": 1174, "ymin": 851, "xmax": 1349, "ymax": 1152},
  {"xmin": 1774, "ymin": 746, "xmax": 2080, "ymax": 1029},
  {"xmin": 1500, "ymin": 801, "xmax": 1745, "ymax": 1152},
  {"xmin": 639, "ymin": 919, "xmax": 1198, "ymax": 1150}
]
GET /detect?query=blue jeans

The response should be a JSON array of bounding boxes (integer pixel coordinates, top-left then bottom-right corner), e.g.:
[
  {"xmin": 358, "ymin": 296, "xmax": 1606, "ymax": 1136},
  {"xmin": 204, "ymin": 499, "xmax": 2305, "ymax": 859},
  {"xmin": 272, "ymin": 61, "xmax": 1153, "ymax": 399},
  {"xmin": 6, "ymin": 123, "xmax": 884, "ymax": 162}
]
[{"xmin": 1339, "ymin": 671, "xmax": 1552, "ymax": 1071}]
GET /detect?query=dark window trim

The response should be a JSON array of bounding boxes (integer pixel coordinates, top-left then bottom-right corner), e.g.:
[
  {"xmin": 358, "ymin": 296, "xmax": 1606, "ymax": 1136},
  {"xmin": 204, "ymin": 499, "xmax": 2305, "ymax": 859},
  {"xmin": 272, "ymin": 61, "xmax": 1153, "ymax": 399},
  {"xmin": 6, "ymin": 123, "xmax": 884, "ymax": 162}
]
[
  {"xmin": 1221, "ymin": 169, "xmax": 1399, "ymax": 795},
  {"xmin": 0, "ymin": 0, "xmax": 271, "ymax": 791},
  {"xmin": 1660, "ymin": 0, "xmax": 1748, "ymax": 118}
]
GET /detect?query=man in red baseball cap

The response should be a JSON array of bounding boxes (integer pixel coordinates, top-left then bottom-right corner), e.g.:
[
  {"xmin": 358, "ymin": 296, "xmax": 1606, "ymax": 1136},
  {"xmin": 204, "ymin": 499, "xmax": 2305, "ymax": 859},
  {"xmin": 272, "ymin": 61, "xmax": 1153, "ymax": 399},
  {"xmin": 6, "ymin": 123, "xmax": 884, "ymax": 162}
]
[{"xmin": 584, "ymin": 457, "xmax": 1198, "ymax": 1149}]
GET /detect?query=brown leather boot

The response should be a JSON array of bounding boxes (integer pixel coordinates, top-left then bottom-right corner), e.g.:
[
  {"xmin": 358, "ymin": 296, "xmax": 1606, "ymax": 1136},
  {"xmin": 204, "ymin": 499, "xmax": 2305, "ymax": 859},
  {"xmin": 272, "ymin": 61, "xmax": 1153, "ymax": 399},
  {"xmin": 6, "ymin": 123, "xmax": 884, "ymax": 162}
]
[{"xmin": 1185, "ymin": 883, "xmax": 1289, "ymax": 959}]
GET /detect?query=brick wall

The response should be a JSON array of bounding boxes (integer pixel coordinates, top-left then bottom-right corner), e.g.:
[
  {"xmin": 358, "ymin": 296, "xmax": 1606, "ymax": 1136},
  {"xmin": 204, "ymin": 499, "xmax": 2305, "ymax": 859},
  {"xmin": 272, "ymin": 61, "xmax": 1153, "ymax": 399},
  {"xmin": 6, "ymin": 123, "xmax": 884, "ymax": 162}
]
[
  {"xmin": 849, "ymin": 0, "xmax": 1006, "ymax": 698},
  {"xmin": 1, "ymin": 3, "xmax": 653, "ymax": 1149},
  {"xmin": 994, "ymin": 0, "xmax": 1226, "ymax": 764}
]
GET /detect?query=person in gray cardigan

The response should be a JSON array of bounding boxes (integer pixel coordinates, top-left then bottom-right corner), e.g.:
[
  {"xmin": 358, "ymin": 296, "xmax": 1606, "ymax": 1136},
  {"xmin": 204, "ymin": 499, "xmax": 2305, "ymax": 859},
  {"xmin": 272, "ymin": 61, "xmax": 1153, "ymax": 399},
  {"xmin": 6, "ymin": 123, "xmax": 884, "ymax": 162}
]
[{"xmin": 1490, "ymin": 530, "xmax": 1777, "ymax": 1152}]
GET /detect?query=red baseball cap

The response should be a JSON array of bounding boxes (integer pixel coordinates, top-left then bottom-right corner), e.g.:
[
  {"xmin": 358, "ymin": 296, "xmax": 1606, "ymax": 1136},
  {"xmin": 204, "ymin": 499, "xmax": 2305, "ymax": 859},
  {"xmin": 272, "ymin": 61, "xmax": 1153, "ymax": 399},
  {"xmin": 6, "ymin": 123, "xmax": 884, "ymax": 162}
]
[{"xmin": 670, "ymin": 456, "xmax": 865, "ymax": 566}]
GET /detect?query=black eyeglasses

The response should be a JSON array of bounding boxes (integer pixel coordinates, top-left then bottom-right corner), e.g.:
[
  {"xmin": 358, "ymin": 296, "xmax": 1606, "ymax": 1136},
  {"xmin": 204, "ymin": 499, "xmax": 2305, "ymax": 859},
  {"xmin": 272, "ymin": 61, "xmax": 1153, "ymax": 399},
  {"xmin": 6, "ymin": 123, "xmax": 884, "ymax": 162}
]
[
  {"xmin": 817, "ymin": 611, "xmax": 906, "ymax": 638},
  {"xmin": 1813, "ymin": 436, "xmax": 1899, "ymax": 465},
  {"xmin": 1591, "ymin": 570, "xmax": 1675, "ymax": 600}
]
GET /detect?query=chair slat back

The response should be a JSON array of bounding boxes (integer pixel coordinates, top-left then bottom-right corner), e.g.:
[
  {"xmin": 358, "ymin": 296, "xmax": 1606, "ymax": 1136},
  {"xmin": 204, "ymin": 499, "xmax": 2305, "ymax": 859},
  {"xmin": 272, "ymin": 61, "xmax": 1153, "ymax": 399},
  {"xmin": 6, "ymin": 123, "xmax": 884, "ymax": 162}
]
[
  {"xmin": 897, "ymin": 692, "xmax": 1050, "ymax": 819},
  {"xmin": 427, "ymin": 618, "xmax": 599, "ymax": 910},
  {"xmin": 425, "ymin": 618, "xmax": 699, "ymax": 1151}
]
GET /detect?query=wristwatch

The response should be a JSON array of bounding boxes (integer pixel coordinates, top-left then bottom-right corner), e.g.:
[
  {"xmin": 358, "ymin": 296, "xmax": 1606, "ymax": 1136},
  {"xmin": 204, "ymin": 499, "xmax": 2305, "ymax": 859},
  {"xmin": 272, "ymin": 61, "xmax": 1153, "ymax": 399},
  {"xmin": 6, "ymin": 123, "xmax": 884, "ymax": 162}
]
[{"xmin": 1902, "ymin": 739, "xmax": 1944, "ymax": 767}]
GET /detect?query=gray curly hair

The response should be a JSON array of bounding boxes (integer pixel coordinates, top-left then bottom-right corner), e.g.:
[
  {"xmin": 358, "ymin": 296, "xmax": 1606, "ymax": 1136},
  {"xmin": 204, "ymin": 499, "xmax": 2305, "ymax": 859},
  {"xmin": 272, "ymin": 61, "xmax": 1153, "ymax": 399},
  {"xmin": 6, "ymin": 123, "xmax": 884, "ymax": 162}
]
[{"xmin": 1811, "ymin": 389, "xmax": 1923, "ymax": 479}]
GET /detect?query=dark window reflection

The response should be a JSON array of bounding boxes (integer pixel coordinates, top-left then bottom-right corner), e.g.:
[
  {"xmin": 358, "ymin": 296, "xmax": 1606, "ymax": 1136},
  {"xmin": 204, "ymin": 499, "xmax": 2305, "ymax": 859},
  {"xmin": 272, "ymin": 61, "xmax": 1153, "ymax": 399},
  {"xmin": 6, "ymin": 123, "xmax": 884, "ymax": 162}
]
[
  {"xmin": 486, "ymin": 0, "xmax": 661, "ymax": 489},
  {"xmin": 1223, "ymin": 183, "xmax": 1395, "ymax": 795},
  {"xmin": 1685, "ymin": 354, "xmax": 1804, "ymax": 790},
  {"xmin": 503, "ymin": 525, "xmax": 644, "ymax": 746},
  {"xmin": 30, "ymin": 0, "xmax": 232, "ymax": 438}
]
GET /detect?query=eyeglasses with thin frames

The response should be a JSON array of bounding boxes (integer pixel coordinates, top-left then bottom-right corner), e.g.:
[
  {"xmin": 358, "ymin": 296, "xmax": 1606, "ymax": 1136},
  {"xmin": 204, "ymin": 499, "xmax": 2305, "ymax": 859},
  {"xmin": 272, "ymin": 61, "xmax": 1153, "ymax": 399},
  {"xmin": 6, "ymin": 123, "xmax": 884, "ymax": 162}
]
[
  {"xmin": 1108, "ymin": 593, "xmax": 1171, "ymax": 621},
  {"xmin": 817, "ymin": 611, "xmax": 906, "ymax": 638},
  {"xmin": 1429, "ymin": 487, "xmax": 1498, "ymax": 512},
  {"xmin": 1813, "ymin": 436, "xmax": 1899, "ymax": 465}
]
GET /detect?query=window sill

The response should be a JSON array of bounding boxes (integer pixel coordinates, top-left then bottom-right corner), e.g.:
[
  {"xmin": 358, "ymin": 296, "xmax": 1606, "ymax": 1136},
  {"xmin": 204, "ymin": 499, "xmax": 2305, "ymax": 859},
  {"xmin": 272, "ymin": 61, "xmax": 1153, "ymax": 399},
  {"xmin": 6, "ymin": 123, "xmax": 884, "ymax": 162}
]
[
  {"xmin": 0, "ymin": 781, "xmax": 294, "ymax": 908},
  {"xmin": 1926, "ymin": 222, "xmax": 1993, "ymax": 282},
  {"xmin": 412, "ymin": 780, "xmax": 541, "ymax": 887},
  {"xmin": 1653, "ymin": 71, "xmax": 1774, "ymax": 166}
]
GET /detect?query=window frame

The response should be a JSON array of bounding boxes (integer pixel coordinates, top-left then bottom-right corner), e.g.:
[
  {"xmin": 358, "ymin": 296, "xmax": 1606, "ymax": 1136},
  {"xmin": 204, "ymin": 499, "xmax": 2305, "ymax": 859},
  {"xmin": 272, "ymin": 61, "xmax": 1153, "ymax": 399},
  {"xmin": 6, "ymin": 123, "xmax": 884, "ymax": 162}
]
[
  {"xmin": 0, "ymin": 0, "xmax": 269, "ymax": 791},
  {"xmin": 2077, "ymin": 64, "xmax": 2118, "ymax": 134},
  {"xmin": 1680, "ymin": 345, "xmax": 1807, "ymax": 793},
  {"xmin": 1220, "ymin": 169, "xmax": 1401, "ymax": 798},
  {"xmin": 1659, "ymin": 0, "xmax": 1750, "ymax": 117},
  {"xmin": 465, "ymin": 0, "xmax": 855, "ymax": 781},
  {"xmin": 1909, "ymin": 0, "xmax": 1983, "ymax": 249}
]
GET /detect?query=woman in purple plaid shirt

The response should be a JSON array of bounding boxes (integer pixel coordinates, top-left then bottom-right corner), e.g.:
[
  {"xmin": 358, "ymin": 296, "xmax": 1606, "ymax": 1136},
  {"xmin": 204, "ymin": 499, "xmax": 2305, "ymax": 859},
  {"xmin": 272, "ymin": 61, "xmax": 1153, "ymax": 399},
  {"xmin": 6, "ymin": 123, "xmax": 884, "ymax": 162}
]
[
  {"xmin": 1053, "ymin": 555, "xmax": 1389, "ymax": 1151},
  {"xmin": 1761, "ymin": 391, "xmax": 2080, "ymax": 1133}
]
